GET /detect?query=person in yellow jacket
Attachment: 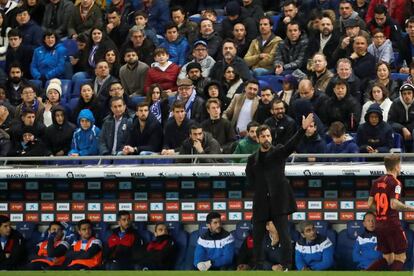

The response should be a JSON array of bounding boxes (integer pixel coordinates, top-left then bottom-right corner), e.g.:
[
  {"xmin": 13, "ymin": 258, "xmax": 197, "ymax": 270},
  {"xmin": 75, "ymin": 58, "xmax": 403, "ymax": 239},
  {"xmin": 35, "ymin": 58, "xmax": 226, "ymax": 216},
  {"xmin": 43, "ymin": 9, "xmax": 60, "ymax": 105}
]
[
  {"xmin": 65, "ymin": 219, "xmax": 102, "ymax": 270},
  {"xmin": 27, "ymin": 221, "xmax": 69, "ymax": 270}
]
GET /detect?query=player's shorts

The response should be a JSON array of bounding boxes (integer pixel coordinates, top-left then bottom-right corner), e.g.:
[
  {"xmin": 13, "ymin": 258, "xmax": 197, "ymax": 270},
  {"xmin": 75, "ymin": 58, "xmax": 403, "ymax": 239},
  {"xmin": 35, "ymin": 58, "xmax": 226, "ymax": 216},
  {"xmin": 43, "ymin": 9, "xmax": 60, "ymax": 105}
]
[{"xmin": 376, "ymin": 224, "xmax": 407, "ymax": 254}]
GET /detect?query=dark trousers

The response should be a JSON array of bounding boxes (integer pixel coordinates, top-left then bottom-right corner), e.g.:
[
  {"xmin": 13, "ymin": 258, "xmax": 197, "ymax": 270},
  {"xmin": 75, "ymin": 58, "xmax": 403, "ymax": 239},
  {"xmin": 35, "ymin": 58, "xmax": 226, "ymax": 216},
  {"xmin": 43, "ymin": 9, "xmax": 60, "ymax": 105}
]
[{"xmin": 253, "ymin": 214, "xmax": 292, "ymax": 269}]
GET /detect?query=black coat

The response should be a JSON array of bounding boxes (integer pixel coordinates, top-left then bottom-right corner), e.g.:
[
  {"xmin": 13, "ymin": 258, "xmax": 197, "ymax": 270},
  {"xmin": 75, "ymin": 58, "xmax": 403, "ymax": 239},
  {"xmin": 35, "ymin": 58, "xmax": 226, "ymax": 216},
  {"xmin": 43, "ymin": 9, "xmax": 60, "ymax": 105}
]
[
  {"xmin": 0, "ymin": 229, "xmax": 25, "ymax": 270},
  {"xmin": 264, "ymin": 114, "xmax": 297, "ymax": 146},
  {"xmin": 44, "ymin": 106, "xmax": 76, "ymax": 155},
  {"xmin": 127, "ymin": 113, "xmax": 163, "ymax": 153},
  {"xmin": 245, "ymin": 128, "xmax": 305, "ymax": 221},
  {"xmin": 307, "ymin": 31, "xmax": 340, "ymax": 69}
]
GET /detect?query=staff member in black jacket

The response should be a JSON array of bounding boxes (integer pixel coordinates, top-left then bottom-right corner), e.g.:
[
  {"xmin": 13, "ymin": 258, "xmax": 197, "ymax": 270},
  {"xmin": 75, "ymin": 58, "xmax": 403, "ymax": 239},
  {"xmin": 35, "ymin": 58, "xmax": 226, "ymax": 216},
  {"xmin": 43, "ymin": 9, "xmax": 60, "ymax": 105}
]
[{"xmin": 245, "ymin": 113, "xmax": 313, "ymax": 270}]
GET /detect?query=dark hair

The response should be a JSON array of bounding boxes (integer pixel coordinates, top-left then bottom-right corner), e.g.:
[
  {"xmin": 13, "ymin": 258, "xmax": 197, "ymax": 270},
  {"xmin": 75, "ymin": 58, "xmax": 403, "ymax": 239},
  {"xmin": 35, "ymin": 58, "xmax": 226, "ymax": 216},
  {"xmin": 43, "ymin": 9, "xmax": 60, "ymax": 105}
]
[
  {"xmin": 153, "ymin": 47, "xmax": 168, "ymax": 57},
  {"xmin": 298, "ymin": 221, "xmax": 314, "ymax": 233},
  {"xmin": 247, "ymin": 121, "xmax": 260, "ymax": 131},
  {"xmin": 154, "ymin": 223, "xmax": 168, "ymax": 233},
  {"xmin": 21, "ymin": 84, "xmax": 36, "ymax": 94},
  {"xmin": 134, "ymin": 10, "xmax": 148, "ymax": 19},
  {"xmin": 146, "ymin": 83, "xmax": 167, "ymax": 103},
  {"xmin": 333, "ymin": 78, "xmax": 349, "ymax": 90},
  {"xmin": 223, "ymin": 65, "xmax": 241, "ymax": 85},
  {"xmin": 256, "ymin": 124, "xmax": 271, "ymax": 137},
  {"xmin": 21, "ymin": 108, "xmax": 36, "ymax": 117},
  {"xmin": 171, "ymin": 5, "xmax": 186, "ymax": 17},
  {"xmin": 164, "ymin": 22, "xmax": 178, "ymax": 33},
  {"xmin": 190, "ymin": 122, "xmax": 202, "ymax": 132},
  {"xmin": 202, "ymin": 8, "xmax": 217, "ymax": 16},
  {"xmin": 80, "ymin": 81, "xmax": 94, "ymax": 92},
  {"xmin": 8, "ymin": 62, "xmax": 22, "ymax": 72},
  {"xmin": 117, "ymin": 210, "xmax": 130, "ymax": 220},
  {"xmin": 283, "ymin": 0, "xmax": 297, "ymax": 7},
  {"xmin": 406, "ymin": 16, "xmax": 414, "ymax": 28},
  {"xmin": 374, "ymin": 4, "xmax": 388, "ymax": 15},
  {"xmin": 136, "ymin": 101, "xmax": 150, "ymax": 110},
  {"xmin": 8, "ymin": 28, "xmax": 21, "ymax": 38},
  {"xmin": 259, "ymin": 15, "xmax": 273, "ymax": 26},
  {"xmin": 123, "ymin": 48, "xmax": 137, "ymax": 57},
  {"xmin": 271, "ymin": 98, "xmax": 285, "ymax": 108},
  {"xmin": 77, "ymin": 219, "xmax": 92, "ymax": 230},
  {"xmin": 109, "ymin": 96, "xmax": 125, "ymax": 106},
  {"xmin": 384, "ymin": 154, "xmax": 401, "ymax": 172},
  {"xmin": 245, "ymin": 79, "xmax": 260, "ymax": 87},
  {"xmin": 0, "ymin": 215, "xmax": 10, "ymax": 227},
  {"xmin": 363, "ymin": 211, "xmax": 375, "ymax": 221},
  {"xmin": 206, "ymin": 212, "xmax": 221, "ymax": 224},
  {"xmin": 206, "ymin": 98, "xmax": 221, "ymax": 109},
  {"xmin": 48, "ymin": 221, "xmax": 63, "ymax": 230},
  {"xmin": 339, "ymin": 0, "xmax": 353, "ymax": 5},
  {"xmin": 287, "ymin": 20, "xmax": 301, "ymax": 30},
  {"xmin": 107, "ymin": 7, "xmax": 120, "ymax": 15},
  {"xmin": 222, "ymin": 38, "xmax": 237, "ymax": 49},
  {"xmin": 369, "ymin": 82, "xmax": 389, "ymax": 101},
  {"xmin": 171, "ymin": 100, "xmax": 185, "ymax": 111},
  {"xmin": 43, "ymin": 30, "xmax": 58, "ymax": 41},
  {"xmin": 328, "ymin": 121, "xmax": 346, "ymax": 137}
]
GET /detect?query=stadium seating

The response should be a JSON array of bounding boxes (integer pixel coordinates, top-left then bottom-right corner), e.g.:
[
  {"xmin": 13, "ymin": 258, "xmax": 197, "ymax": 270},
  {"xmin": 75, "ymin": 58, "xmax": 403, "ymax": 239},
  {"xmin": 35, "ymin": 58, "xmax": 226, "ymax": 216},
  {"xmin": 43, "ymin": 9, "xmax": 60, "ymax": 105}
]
[
  {"xmin": 313, "ymin": 220, "xmax": 337, "ymax": 247},
  {"xmin": 166, "ymin": 222, "xmax": 189, "ymax": 269},
  {"xmin": 133, "ymin": 221, "xmax": 154, "ymax": 243},
  {"xmin": 72, "ymin": 78, "xmax": 92, "ymax": 99},
  {"xmin": 400, "ymin": 221, "xmax": 414, "ymax": 270},
  {"xmin": 16, "ymin": 222, "xmax": 41, "ymax": 254},
  {"xmin": 257, "ymin": 75, "xmax": 283, "ymax": 92},
  {"xmin": 335, "ymin": 220, "xmax": 364, "ymax": 270},
  {"xmin": 271, "ymin": 15, "xmax": 281, "ymax": 33},
  {"xmin": 232, "ymin": 221, "xmax": 252, "ymax": 252},
  {"xmin": 183, "ymin": 222, "xmax": 209, "ymax": 270},
  {"xmin": 391, "ymin": 73, "xmax": 409, "ymax": 81},
  {"xmin": 92, "ymin": 221, "xmax": 112, "ymax": 245}
]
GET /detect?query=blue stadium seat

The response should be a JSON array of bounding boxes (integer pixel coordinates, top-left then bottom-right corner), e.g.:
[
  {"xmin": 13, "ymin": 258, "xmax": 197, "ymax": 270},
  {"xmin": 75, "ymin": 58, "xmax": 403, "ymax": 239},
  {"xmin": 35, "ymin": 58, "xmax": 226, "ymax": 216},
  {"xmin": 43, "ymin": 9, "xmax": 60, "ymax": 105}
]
[
  {"xmin": 183, "ymin": 223, "xmax": 209, "ymax": 270},
  {"xmin": 166, "ymin": 222, "xmax": 189, "ymax": 270},
  {"xmin": 62, "ymin": 39, "xmax": 78, "ymax": 57},
  {"xmin": 391, "ymin": 72, "xmax": 409, "ymax": 81},
  {"xmin": 400, "ymin": 221, "xmax": 414, "ymax": 270},
  {"xmin": 335, "ymin": 220, "xmax": 364, "ymax": 270},
  {"xmin": 257, "ymin": 75, "xmax": 283, "ymax": 92},
  {"xmin": 92, "ymin": 221, "xmax": 111, "ymax": 244},
  {"xmin": 258, "ymin": 80, "xmax": 270, "ymax": 92},
  {"xmin": 129, "ymin": 96, "xmax": 146, "ymax": 108},
  {"xmin": 289, "ymin": 222, "xmax": 300, "ymax": 242},
  {"xmin": 45, "ymin": 79, "xmax": 72, "ymax": 99},
  {"xmin": 66, "ymin": 97, "xmax": 79, "ymax": 113},
  {"xmin": 132, "ymin": 222, "xmax": 154, "ymax": 243},
  {"xmin": 271, "ymin": 15, "xmax": 281, "ymax": 33},
  {"xmin": 29, "ymin": 79, "xmax": 43, "ymax": 91},
  {"xmin": 188, "ymin": 15, "xmax": 202, "ymax": 23},
  {"xmin": 392, "ymin": 132, "xmax": 404, "ymax": 152},
  {"xmin": 313, "ymin": 220, "xmax": 337, "ymax": 247},
  {"xmin": 233, "ymin": 221, "xmax": 252, "ymax": 252}
]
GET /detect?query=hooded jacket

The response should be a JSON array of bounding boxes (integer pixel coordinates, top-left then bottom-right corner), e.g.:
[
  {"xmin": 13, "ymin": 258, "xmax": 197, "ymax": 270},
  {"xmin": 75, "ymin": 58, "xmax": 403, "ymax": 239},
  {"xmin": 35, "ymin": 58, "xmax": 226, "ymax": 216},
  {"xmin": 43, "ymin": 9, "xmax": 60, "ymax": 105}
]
[
  {"xmin": 356, "ymin": 103, "xmax": 394, "ymax": 153},
  {"xmin": 126, "ymin": 112, "xmax": 163, "ymax": 154},
  {"xmin": 388, "ymin": 84, "xmax": 414, "ymax": 133},
  {"xmin": 68, "ymin": 109, "xmax": 100, "ymax": 156},
  {"xmin": 44, "ymin": 105, "xmax": 76, "ymax": 155},
  {"xmin": 30, "ymin": 40, "xmax": 67, "ymax": 80},
  {"xmin": 159, "ymin": 36, "xmax": 190, "ymax": 66},
  {"xmin": 202, "ymin": 80, "xmax": 229, "ymax": 109}
]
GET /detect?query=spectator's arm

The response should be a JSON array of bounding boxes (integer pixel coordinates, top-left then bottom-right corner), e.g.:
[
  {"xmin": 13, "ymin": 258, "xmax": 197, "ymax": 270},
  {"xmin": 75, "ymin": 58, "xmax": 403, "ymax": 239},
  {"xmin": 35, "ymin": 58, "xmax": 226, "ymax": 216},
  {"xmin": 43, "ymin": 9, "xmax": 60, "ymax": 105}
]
[
  {"xmin": 244, "ymin": 41, "xmax": 260, "ymax": 67},
  {"xmin": 212, "ymin": 235, "xmax": 234, "ymax": 267},
  {"xmin": 79, "ymin": 128, "xmax": 100, "ymax": 156},
  {"xmin": 193, "ymin": 239, "xmax": 208, "ymax": 268},
  {"xmin": 66, "ymin": 243, "xmax": 102, "ymax": 260},
  {"xmin": 45, "ymin": 46, "xmax": 67, "ymax": 79},
  {"xmin": 295, "ymin": 243, "xmax": 306, "ymax": 270},
  {"xmin": 47, "ymin": 239, "xmax": 69, "ymax": 258},
  {"xmin": 98, "ymin": 124, "xmax": 110, "ymax": 155},
  {"xmin": 352, "ymin": 238, "xmax": 363, "ymax": 266},
  {"xmin": 311, "ymin": 238, "xmax": 334, "ymax": 270}
]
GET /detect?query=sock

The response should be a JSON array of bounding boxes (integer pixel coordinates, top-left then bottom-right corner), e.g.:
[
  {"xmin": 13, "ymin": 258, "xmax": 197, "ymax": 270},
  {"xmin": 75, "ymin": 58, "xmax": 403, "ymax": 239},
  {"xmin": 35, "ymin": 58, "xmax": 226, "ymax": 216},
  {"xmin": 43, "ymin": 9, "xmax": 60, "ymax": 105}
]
[
  {"xmin": 366, "ymin": 258, "xmax": 388, "ymax": 271},
  {"xmin": 389, "ymin": 260, "xmax": 404, "ymax": 271}
]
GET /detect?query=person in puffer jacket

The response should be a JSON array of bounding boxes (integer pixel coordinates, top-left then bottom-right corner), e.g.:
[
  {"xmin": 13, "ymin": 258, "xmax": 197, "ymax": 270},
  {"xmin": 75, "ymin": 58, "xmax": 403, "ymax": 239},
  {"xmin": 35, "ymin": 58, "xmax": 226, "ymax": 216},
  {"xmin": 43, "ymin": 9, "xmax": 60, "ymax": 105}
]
[
  {"xmin": 159, "ymin": 23, "xmax": 189, "ymax": 67},
  {"xmin": 356, "ymin": 103, "xmax": 394, "ymax": 153},
  {"xmin": 194, "ymin": 212, "xmax": 235, "ymax": 270},
  {"xmin": 295, "ymin": 221, "xmax": 334, "ymax": 271},
  {"xmin": 68, "ymin": 109, "xmax": 100, "ymax": 156},
  {"xmin": 352, "ymin": 212, "xmax": 382, "ymax": 269},
  {"xmin": 30, "ymin": 30, "xmax": 67, "ymax": 81}
]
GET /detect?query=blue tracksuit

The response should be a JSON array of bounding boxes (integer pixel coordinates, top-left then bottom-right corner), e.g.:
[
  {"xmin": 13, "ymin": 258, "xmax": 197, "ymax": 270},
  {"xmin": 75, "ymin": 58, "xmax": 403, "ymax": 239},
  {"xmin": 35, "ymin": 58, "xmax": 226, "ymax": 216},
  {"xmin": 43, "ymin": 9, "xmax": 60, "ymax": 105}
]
[
  {"xmin": 295, "ymin": 234, "xmax": 334, "ymax": 271},
  {"xmin": 352, "ymin": 231, "xmax": 382, "ymax": 269},
  {"xmin": 69, "ymin": 109, "xmax": 100, "ymax": 156}
]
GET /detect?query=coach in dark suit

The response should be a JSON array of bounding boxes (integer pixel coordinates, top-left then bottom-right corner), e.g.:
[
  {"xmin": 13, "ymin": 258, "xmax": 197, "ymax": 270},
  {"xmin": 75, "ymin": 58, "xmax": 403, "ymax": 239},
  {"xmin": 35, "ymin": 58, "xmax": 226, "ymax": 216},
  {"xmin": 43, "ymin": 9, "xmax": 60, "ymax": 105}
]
[{"xmin": 245, "ymin": 113, "xmax": 314, "ymax": 270}]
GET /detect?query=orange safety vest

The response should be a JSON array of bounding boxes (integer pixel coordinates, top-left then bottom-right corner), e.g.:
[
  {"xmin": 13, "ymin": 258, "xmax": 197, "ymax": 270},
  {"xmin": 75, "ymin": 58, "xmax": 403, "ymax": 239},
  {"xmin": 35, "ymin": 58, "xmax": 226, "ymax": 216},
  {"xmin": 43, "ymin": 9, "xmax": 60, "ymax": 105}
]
[
  {"xmin": 68, "ymin": 238, "xmax": 102, "ymax": 268},
  {"xmin": 31, "ymin": 240, "xmax": 66, "ymax": 266}
]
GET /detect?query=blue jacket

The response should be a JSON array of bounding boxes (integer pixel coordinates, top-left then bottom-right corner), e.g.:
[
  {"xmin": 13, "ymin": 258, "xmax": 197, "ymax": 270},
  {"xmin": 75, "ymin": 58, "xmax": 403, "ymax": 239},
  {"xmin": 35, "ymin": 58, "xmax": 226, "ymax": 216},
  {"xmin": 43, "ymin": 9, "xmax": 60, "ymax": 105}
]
[
  {"xmin": 326, "ymin": 136, "xmax": 359, "ymax": 162},
  {"xmin": 352, "ymin": 231, "xmax": 382, "ymax": 269},
  {"xmin": 160, "ymin": 36, "xmax": 189, "ymax": 66},
  {"xmin": 69, "ymin": 109, "xmax": 100, "ymax": 156},
  {"xmin": 296, "ymin": 132, "xmax": 326, "ymax": 162},
  {"xmin": 295, "ymin": 234, "xmax": 334, "ymax": 271},
  {"xmin": 30, "ymin": 42, "xmax": 67, "ymax": 80},
  {"xmin": 132, "ymin": 0, "xmax": 169, "ymax": 34},
  {"xmin": 194, "ymin": 230, "xmax": 235, "ymax": 269}
]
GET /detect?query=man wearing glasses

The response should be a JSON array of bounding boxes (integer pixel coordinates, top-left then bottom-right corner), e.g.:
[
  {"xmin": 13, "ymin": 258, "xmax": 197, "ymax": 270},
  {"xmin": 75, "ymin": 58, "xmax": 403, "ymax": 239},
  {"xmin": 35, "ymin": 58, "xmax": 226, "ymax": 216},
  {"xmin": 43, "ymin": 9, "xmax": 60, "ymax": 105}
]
[{"xmin": 178, "ymin": 40, "xmax": 216, "ymax": 80}]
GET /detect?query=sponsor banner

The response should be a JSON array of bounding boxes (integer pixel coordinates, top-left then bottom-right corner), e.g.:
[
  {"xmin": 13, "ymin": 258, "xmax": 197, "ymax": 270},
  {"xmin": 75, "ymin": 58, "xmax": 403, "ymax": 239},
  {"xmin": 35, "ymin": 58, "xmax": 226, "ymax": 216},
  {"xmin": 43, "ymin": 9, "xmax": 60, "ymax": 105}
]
[
  {"xmin": 0, "ymin": 203, "xmax": 7, "ymax": 211},
  {"xmin": 87, "ymin": 213, "xmax": 101, "ymax": 222},
  {"xmin": 323, "ymin": 201, "xmax": 338, "ymax": 209},
  {"xmin": 41, "ymin": 203, "xmax": 54, "ymax": 211},
  {"xmin": 324, "ymin": 212, "xmax": 338, "ymax": 220},
  {"xmin": 41, "ymin": 193, "xmax": 54, "ymax": 201},
  {"xmin": 197, "ymin": 213, "xmax": 208, "ymax": 221},
  {"xmin": 340, "ymin": 190, "xmax": 354, "ymax": 198},
  {"xmin": 181, "ymin": 181, "xmax": 195, "ymax": 189},
  {"xmin": 165, "ymin": 181, "xmax": 179, "ymax": 189},
  {"xmin": 404, "ymin": 212, "xmax": 414, "ymax": 220},
  {"xmin": 166, "ymin": 192, "xmax": 179, "ymax": 200},
  {"xmin": 134, "ymin": 213, "xmax": 148, "ymax": 222},
  {"xmin": 149, "ymin": 192, "xmax": 163, "ymax": 200},
  {"xmin": 150, "ymin": 202, "xmax": 164, "ymax": 211},
  {"xmin": 0, "ymin": 182, "xmax": 7, "ymax": 190},
  {"xmin": 72, "ymin": 213, "xmax": 86, "ymax": 221},
  {"xmin": 25, "ymin": 203, "xmax": 38, "ymax": 211},
  {"xmin": 356, "ymin": 179, "xmax": 370, "ymax": 188},
  {"xmin": 10, "ymin": 213, "xmax": 23, "ymax": 221},
  {"xmin": 405, "ymin": 201, "xmax": 414, "ymax": 207},
  {"xmin": 244, "ymin": 201, "xmax": 253, "ymax": 210},
  {"xmin": 103, "ymin": 203, "xmax": 117, "ymax": 211},
  {"xmin": 88, "ymin": 203, "xmax": 101, "ymax": 211},
  {"xmin": 324, "ymin": 190, "xmax": 338, "ymax": 199},
  {"xmin": 340, "ymin": 212, "xmax": 355, "ymax": 220},
  {"xmin": 356, "ymin": 201, "xmax": 369, "ymax": 209},
  {"xmin": 166, "ymin": 213, "xmax": 179, "ymax": 221},
  {"xmin": 72, "ymin": 181, "xmax": 85, "ymax": 190},
  {"xmin": 308, "ymin": 201, "xmax": 322, "ymax": 209},
  {"xmin": 149, "ymin": 181, "xmax": 163, "ymax": 189},
  {"xmin": 228, "ymin": 212, "xmax": 242, "ymax": 221},
  {"xmin": 119, "ymin": 203, "xmax": 132, "ymax": 211},
  {"xmin": 356, "ymin": 191, "xmax": 369, "ymax": 199},
  {"xmin": 103, "ymin": 181, "xmax": 116, "ymax": 190},
  {"xmin": 197, "ymin": 181, "xmax": 210, "ymax": 189},
  {"xmin": 72, "ymin": 202, "xmax": 85, "ymax": 211},
  {"xmin": 104, "ymin": 214, "xmax": 117, "ymax": 222},
  {"xmin": 228, "ymin": 191, "xmax": 242, "ymax": 199},
  {"xmin": 25, "ymin": 182, "xmax": 39, "ymax": 190},
  {"xmin": 56, "ymin": 213, "xmax": 70, "ymax": 221},
  {"xmin": 119, "ymin": 181, "xmax": 132, "ymax": 190},
  {"xmin": 166, "ymin": 202, "xmax": 179, "ymax": 211},
  {"xmin": 296, "ymin": 200, "xmax": 306, "ymax": 209},
  {"xmin": 340, "ymin": 201, "xmax": 354, "ymax": 210},
  {"xmin": 56, "ymin": 193, "xmax": 70, "ymax": 200},
  {"xmin": 72, "ymin": 192, "xmax": 85, "ymax": 200},
  {"xmin": 355, "ymin": 212, "xmax": 366, "ymax": 221},
  {"xmin": 308, "ymin": 190, "xmax": 322, "ymax": 197},
  {"xmin": 244, "ymin": 212, "xmax": 253, "ymax": 221},
  {"xmin": 24, "ymin": 213, "xmax": 39, "ymax": 222},
  {"xmin": 10, "ymin": 182, "xmax": 23, "ymax": 190},
  {"xmin": 87, "ymin": 182, "xmax": 101, "ymax": 190},
  {"xmin": 150, "ymin": 213, "xmax": 164, "ymax": 222},
  {"xmin": 292, "ymin": 212, "xmax": 306, "ymax": 220},
  {"xmin": 134, "ymin": 203, "xmax": 148, "ymax": 211},
  {"xmin": 10, "ymin": 203, "xmax": 23, "ymax": 212},
  {"xmin": 308, "ymin": 212, "xmax": 322, "ymax": 220},
  {"xmin": 181, "ymin": 202, "xmax": 195, "ymax": 211},
  {"xmin": 119, "ymin": 192, "xmax": 133, "ymax": 200},
  {"xmin": 291, "ymin": 179, "xmax": 306, "ymax": 188},
  {"xmin": 41, "ymin": 213, "xmax": 54, "ymax": 222},
  {"xmin": 218, "ymin": 171, "xmax": 236, "ymax": 177},
  {"xmin": 212, "ymin": 181, "xmax": 226, "ymax": 189},
  {"xmin": 405, "ymin": 179, "xmax": 414, "ymax": 187},
  {"xmin": 181, "ymin": 213, "xmax": 196, "ymax": 222},
  {"xmin": 219, "ymin": 213, "xmax": 227, "ymax": 221},
  {"xmin": 213, "ymin": 191, "xmax": 226, "ymax": 198},
  {"xmin": 228, "ymin": 201, "xmax": 242, "ymax": 210},
  {"xmin": 134, "ymin": 192, "xmax": 148, "ymax": 201},
  {"xmin": 25, "ymin": 192, "xmax": 39, "ymax": 200},
  {"xmin": 196, "ymin": 202, "xmax": 210, "ymax": 211},
  {"xmin": 213, "ymin": 202, "xmax": 227, "ymax": 210},
  {"xmin": 308, "ymin": 179, "xmax": 322, "ymax": 188}
]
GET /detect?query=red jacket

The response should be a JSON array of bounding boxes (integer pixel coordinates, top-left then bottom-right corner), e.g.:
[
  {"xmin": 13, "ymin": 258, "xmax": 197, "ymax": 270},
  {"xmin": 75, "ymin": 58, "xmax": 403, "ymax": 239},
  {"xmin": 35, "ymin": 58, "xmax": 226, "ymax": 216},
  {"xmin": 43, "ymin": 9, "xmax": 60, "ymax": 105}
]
[
  {"xmin": 365, "ymin": 0, "xmax": 405, "ymax": 27},
  {"xmin": 144, "ymin": 62, "xmax": 180, "ymax": 94}
]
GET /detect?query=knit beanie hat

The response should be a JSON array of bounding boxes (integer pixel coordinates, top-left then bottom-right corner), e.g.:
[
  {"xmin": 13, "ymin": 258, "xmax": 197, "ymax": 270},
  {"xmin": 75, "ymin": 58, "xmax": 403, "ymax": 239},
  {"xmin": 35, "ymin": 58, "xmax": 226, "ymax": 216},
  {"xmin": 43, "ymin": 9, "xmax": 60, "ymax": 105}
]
[{"xmin": 46, "ymin": 78, "xmax": 62, "ymax": 97}]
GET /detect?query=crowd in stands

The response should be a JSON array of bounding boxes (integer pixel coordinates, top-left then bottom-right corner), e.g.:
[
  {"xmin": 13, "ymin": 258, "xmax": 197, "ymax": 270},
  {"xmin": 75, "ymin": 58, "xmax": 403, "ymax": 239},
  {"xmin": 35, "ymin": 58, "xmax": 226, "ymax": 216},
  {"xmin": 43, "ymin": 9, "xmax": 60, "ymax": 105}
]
[
  {"xmin": 0, "ymin": 211, "xmax": 395, "ymax": 270},
  {"xmin": 0, "ymin": 0, "xmax": 412, "ymax": 159}
]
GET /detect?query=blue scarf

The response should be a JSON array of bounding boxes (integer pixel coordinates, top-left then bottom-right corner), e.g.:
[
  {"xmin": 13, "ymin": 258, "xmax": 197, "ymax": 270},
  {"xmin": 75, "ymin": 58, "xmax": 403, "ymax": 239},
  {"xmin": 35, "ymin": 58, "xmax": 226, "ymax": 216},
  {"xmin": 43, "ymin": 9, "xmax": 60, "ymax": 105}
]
[{"xmin": 150, "ymin": 101, "xmax": 162, "ymax": 123}]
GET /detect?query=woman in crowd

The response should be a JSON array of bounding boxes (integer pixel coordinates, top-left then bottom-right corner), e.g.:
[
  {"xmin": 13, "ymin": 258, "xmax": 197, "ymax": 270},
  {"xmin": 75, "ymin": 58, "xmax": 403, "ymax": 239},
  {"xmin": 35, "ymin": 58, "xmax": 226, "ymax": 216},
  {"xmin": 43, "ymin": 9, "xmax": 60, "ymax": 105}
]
[
  {"xmin": 145, "ymin": 83, "xmax": 170, "ymax": 126},
  {"xmin": 360, "ymin": 83, "xmax": 392, "ymax": 124},
  {"xmin": 71, "ymin": 82, "xmax": 102, "ymax": 128},
  {"xmin": 222, "ymin": 65, "xmax": 243, "ymax": 101},
  {"xmin": 364, "ymin": 61, "xmax": 399, "ymax": 101}
]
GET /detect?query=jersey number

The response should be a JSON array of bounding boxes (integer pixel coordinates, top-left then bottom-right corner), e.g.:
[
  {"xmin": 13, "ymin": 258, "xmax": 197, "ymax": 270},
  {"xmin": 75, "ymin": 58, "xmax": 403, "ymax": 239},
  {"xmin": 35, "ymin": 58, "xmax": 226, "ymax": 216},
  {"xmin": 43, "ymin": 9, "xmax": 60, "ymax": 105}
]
[{"xmin": 374, "ymin": 193, "xmax": 389, "ymax": 216}]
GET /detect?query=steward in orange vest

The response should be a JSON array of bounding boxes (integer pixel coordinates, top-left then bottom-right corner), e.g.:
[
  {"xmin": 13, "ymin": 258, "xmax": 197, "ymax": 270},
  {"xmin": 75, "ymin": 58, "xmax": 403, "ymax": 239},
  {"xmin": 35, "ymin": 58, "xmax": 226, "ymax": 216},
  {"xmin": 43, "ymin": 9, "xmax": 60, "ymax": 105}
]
[
  {"xmin": 27, "ymin": 221, "xmax": 69, "ymax": 270},
  {"xmin": 65, "ymin": 219, "xmax": 102, "ymax": 270}
]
